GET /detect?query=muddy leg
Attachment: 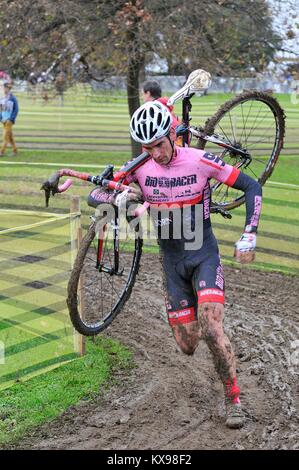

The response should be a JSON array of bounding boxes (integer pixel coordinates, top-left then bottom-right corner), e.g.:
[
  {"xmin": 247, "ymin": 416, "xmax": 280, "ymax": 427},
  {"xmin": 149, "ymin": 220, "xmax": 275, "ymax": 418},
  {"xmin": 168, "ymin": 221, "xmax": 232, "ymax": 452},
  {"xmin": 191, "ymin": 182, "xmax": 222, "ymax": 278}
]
[
  {"xmin": 198, "ymin": 302, "xmax": 236, "ymax": 380},
  {"xmin": 170, "ymin": 320, "xmax": 202, "ymax": 356},
  {"xmin": 198, "ymin": 301, "xmax": 244, "ymax": 428}
]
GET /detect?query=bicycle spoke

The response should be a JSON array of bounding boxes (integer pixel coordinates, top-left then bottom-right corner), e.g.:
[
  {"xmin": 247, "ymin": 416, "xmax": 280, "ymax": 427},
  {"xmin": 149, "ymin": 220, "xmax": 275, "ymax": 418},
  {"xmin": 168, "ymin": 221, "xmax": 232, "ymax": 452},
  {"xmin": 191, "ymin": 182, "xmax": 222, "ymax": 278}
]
[
  {"xmin": 251, "ymin": 157, "xmax": 269, "ymax": 166},
  {"xmin": 79, "ymin": 277, "xmax": 96, "ymax": 290},
  {"xmin": 216, "ymin": 122, "xmax": 233, "ymax": 144},
  {"xmin": 244, "ymin": 105, "xmax": 269, "ymax": 142},
  {"xmin": 85, "ymin": 254, "xmax": 98, "ymax": 264},
  {"xmin": 247, "ymin": 166, "xmax": 259, "ymax": 179},
  {"xmin": 111, "ymin": 275, "xmax": 115, "ymax": 312},
  {"xmin": 240, "ymin": 103, "xmax": 247, "ymax": 143},
  {"xmin": 239, "ymin": 99, "xmax": 254, "ymax": 142},
  {"xmin": 77, "ymin": 231, "xmax": 138, "ymax": 328},
  {"xmin": 248, "ymin": 111, "xmax": 275, "ymax": 137},
  {"xmin": 202, "ymin": 92, "xmax": 283, "ymax": 209},
  {"xmin": 245, "ymin": 123, "xmax": 276, "ymax": 148},
  {"xmin": 228, "ymin": 111, "xmax": 237, "ymax": 143}
]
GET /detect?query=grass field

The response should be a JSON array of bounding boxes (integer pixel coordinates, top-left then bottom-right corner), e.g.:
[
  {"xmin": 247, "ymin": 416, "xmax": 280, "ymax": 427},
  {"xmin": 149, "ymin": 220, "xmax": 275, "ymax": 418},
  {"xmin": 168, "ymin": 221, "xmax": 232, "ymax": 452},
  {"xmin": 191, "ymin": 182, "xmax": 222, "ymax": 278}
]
[{"xmin": 0, "ymin": 212, "xmax": 79, "ymax": 390}]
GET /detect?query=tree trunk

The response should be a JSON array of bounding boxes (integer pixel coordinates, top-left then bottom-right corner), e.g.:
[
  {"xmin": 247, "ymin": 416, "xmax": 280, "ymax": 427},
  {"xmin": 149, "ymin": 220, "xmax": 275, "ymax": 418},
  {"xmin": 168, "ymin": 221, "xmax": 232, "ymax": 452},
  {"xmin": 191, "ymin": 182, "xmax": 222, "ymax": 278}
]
[{"xmin": 127, "ymin": 55, "xmax": 142, "ymax": 158}]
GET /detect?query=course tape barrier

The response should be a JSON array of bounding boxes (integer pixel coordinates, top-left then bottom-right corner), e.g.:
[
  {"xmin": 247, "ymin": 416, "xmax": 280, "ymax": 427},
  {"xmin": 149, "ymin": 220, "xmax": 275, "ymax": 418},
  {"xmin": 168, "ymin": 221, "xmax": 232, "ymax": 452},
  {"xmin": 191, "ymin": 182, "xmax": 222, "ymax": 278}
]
[{"xmin": 0, "ymin": 210, "xmax": 81, "ymax": 390}]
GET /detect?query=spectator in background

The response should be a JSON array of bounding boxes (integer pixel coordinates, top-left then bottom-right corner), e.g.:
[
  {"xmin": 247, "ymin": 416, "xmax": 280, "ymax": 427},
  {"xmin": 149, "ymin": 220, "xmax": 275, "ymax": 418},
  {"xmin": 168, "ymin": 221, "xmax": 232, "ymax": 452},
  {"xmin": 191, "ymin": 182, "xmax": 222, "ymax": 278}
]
[
  {"xmin": 0, "ymin": 80, "xmax": 19, "ymax": 157},
  {"xmin": 142, "ymin": 80, "xmax": 181, "ymax": 129},
  {"xmin": 142, "ymin": 80, "xmax": 161, "ymax": 101}
]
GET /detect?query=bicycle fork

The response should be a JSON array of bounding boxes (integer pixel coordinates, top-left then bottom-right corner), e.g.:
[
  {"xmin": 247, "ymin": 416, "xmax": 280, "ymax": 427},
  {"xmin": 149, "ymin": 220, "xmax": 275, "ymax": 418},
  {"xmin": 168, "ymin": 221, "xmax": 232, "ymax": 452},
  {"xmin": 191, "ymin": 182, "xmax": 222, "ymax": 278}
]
[{"xmin": 96, "ymin": 209, "xmax": 124, "ymax": 276}]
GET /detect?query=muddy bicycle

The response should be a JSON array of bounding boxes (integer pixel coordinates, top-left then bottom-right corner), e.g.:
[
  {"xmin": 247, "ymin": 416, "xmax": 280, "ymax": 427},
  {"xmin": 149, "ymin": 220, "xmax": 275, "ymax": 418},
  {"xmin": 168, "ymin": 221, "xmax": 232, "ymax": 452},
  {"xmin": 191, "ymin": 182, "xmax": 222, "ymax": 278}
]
[{"xmin": 41, "ymin": 69, "xmax": 285, "ymax": 336}]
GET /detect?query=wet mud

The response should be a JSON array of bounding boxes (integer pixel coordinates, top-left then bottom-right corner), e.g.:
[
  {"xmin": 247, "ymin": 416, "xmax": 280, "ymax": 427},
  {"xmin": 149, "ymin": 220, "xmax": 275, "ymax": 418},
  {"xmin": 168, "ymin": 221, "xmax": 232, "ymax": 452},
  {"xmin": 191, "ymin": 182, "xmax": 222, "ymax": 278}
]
[{"xmin": 13, "ymin": 254, "xmax": 299, "ymax": 450}]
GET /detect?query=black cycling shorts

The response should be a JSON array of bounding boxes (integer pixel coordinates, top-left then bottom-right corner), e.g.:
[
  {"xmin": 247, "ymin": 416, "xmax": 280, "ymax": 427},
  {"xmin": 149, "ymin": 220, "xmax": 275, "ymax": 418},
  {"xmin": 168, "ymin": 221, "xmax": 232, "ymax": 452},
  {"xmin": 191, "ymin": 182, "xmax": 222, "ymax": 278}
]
[{"xmin": 159, "ymin": 228, "xmax": 225, "ymax": 326}]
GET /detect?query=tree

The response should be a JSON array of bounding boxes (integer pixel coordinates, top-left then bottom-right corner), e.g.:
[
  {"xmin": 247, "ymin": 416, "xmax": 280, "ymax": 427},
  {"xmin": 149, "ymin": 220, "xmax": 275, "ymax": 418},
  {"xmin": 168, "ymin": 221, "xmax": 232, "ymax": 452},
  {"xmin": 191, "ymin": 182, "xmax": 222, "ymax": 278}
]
[{"xmin": 0, "ymin": 0, "xmax": 284, "ymax": 156}]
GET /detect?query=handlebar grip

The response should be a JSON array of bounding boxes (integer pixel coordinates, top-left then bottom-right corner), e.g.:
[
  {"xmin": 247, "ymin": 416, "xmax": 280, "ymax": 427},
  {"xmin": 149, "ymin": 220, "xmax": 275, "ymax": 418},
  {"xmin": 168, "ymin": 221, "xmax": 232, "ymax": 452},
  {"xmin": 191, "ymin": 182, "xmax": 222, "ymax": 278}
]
[{"xmin": 57, "ymin": 178, "xmax": 73, "ymax": 193}]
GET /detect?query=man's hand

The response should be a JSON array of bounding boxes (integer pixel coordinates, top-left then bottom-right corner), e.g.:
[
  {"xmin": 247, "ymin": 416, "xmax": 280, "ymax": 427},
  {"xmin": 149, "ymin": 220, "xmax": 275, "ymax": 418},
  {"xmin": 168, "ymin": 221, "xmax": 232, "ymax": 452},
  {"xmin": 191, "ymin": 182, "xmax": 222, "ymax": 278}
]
[
  {"xmin": 234, "ymin": 232, "xmax": 256, "ymax": 264},
  {"xmin": 114, "ymin": 186, "xmax": 143, "ymax": 209},
  {"xmin": 114, "ymin": 189, "xmax": 142, "ymax": 209},
  {"xmin": 114, "ymin": 188, "xmax": 131, "ymax": 209}
]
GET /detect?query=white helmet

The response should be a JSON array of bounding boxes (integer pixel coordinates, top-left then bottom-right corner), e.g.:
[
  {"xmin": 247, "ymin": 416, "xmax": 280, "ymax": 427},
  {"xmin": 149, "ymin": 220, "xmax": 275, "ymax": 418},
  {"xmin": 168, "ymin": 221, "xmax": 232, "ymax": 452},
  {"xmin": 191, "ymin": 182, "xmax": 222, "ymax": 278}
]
[{"xmin": 130, "ymin": 101, "xmax": 172, "ymax": 144}]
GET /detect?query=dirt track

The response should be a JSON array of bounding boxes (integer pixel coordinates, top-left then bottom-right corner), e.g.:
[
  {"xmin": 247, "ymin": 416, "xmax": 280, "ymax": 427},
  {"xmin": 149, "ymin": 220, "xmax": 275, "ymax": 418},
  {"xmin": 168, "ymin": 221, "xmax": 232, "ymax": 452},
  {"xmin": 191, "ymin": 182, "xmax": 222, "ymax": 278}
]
[{"xmin": 16, "ymin": 254, "xmax": 298, "ymax": 450}]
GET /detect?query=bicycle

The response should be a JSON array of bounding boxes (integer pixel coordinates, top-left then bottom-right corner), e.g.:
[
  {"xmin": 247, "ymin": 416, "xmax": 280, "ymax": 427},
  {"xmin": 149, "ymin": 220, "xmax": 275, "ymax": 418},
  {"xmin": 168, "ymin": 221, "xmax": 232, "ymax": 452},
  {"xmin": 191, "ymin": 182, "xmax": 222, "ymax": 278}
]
[{"xmin": 41, "ymin": 69, "xmax": 285, "ymax": 336}]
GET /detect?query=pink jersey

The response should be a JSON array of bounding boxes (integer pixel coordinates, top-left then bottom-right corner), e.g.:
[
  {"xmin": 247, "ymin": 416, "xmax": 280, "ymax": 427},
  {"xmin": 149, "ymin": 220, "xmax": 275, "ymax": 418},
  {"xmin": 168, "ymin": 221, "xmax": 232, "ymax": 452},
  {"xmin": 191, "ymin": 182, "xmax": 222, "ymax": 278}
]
[{"xmin": 126, "ymin": 146, "xmax": 239, "ymax": 208}]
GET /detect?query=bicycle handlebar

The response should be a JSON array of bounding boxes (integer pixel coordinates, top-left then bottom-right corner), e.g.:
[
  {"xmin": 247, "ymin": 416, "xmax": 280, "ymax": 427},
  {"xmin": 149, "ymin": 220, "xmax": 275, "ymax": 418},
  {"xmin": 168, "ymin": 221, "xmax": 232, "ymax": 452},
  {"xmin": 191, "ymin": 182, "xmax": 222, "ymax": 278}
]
[
  {"xmin": 57, "ymin": 178, "xmax": 73, "ymax": 193},
  {"xmin": 41, "ymin": 166, "xmax": 141, "ymax": 207}
]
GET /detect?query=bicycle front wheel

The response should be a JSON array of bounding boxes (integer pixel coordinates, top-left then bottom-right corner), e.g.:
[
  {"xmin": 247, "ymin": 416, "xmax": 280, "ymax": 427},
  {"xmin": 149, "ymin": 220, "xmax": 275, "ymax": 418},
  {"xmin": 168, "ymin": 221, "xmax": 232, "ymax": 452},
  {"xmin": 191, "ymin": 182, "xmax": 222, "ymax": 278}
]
[
  {"xmin": 197, "ymin": 90, "xmax": 285, "ymax": 210},
  {"xmin": 67, "ymin": 217, "xmax": 143, "ymax": 336}
]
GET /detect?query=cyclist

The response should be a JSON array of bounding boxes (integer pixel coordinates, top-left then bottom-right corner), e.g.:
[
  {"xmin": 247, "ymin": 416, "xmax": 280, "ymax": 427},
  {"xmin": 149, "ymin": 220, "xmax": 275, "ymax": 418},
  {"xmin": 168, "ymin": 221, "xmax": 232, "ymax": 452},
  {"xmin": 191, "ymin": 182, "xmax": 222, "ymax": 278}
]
[{"xmin": 89, "ymin": 101, "xmax": 262, "ymax": 429}]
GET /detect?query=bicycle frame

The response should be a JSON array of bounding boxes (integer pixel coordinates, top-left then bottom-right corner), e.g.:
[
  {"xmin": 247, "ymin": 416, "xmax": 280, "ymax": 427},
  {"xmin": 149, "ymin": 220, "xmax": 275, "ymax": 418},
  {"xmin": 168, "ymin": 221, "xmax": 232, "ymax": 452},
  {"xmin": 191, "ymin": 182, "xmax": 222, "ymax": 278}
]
[{"xmin": 95, "ymin": 207, "xmax": 124, "ymax": 276}]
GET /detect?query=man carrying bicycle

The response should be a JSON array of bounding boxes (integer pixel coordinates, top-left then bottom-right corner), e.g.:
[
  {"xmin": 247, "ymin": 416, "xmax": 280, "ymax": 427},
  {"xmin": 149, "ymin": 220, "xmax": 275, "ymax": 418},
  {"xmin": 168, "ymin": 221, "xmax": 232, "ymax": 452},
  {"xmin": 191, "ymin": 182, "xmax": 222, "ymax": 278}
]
[{"xmin": 90, "ymin": 101, "xmax": 262, "ymax": 429}]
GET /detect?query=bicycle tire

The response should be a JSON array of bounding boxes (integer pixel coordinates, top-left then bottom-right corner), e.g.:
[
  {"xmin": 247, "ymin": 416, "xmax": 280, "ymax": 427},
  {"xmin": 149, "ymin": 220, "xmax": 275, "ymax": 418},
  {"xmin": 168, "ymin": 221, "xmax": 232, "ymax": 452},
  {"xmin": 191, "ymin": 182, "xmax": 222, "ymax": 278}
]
[
  {"xmin": 67, "ymin": 219, "xmax": 143, "ymax": 336},
  {"xmin": 197, "ymin": 90, "xmax": 285, "ymax": 210}
]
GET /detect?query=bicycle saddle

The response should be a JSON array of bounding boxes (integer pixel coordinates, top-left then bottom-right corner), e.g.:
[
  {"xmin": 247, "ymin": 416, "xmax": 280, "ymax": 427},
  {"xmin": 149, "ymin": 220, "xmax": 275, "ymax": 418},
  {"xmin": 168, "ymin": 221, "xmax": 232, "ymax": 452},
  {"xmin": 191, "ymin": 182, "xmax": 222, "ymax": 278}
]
[{"xmin": 167, "ymin": 69, "xmax": 212, "ymax": 106}]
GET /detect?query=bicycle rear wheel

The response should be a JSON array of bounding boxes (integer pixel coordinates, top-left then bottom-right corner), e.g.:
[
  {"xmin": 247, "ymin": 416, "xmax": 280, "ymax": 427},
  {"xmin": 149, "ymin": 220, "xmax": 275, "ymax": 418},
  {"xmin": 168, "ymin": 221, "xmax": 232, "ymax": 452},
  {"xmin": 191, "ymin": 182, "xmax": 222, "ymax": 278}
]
[
  {"xmin": 197, "ymin": 90, "xmax": 285, "ymax": 210},
  {"xmin": 67, "ymin": 215, "xmax": 143, "ymax": 336}
]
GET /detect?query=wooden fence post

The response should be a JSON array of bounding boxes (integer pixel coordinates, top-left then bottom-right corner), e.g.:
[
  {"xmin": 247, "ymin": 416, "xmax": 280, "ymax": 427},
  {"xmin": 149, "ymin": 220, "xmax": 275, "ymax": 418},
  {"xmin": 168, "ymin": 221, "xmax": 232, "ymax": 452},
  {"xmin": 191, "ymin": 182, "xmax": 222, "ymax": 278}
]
[{"xmin": 70, "ymin": 195, "xmax": 86, "ymax": 356}]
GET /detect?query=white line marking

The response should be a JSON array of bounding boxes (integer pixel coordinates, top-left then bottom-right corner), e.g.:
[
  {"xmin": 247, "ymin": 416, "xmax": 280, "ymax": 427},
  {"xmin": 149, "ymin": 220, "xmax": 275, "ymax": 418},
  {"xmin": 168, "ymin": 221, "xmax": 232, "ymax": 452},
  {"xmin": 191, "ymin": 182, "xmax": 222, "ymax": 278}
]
[
  {"xmin": 0, "ymin": 161, "xmax": 115, "ymax": 169},
  {"xmin": 20, "ymin": 112, "xmax": 129, "ymax": 118},
  {"xmin": 265, "ymin": 181, "xmax": 299, "ymax": 189},
  {"xmin": 0, "ymin": 209, "xmax": 67, "ymax": 217},
  {"xmin": 0, "ymin": 216, "xmax": 70, "ymax": 234}
]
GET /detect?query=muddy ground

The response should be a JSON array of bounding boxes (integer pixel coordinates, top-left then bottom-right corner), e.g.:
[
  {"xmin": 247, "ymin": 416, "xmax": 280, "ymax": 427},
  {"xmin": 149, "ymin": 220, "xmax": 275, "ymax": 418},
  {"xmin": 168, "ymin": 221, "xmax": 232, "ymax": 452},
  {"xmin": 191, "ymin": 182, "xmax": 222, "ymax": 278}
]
[{"xmin": 14, "ymin": 254, "xmax": 298, "ymax": 450}]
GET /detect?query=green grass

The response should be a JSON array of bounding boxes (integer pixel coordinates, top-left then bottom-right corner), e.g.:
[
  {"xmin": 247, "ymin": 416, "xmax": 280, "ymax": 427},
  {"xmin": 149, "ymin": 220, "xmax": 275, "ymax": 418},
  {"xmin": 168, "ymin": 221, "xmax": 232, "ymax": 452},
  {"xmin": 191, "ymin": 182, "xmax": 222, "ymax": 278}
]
[
  {"xmin": 0, "ymin": 214, "xmax": 81, "ymax": 392},
  {"xmin": 266, "ymin": 156, "xmax": 299, "ymax": 185},
  {"xmin": 10, "ymin": 90, "xmax": 298, "ymax": 153},
  {"xmin": 0, "ymin": 336, "xmax": 133, "ymax": 447},
  {"xmin": 1, "ymin": 149, "xmax": 131, "ymax": 165}
]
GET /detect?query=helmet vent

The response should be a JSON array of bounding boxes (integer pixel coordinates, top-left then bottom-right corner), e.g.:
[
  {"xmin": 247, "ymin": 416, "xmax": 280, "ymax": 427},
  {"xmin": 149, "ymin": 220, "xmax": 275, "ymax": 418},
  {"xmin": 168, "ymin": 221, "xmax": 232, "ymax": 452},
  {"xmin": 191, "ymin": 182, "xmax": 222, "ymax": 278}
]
[
  {"xmin": 130, "ymin": 101, "xmax": 172, "ymax": 144},
  {"xmin": 164, "ymin": 115, "xmax": 171, "ymax": 130},
  {"xmin": 149, "ymin": 107, "xmax": 155, "ymax": 118}
]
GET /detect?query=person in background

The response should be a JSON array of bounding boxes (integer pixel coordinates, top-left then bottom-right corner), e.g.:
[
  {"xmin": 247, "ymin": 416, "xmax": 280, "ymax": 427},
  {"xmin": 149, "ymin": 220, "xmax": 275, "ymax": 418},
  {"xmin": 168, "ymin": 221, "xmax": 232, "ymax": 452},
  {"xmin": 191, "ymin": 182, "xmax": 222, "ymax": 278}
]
[
  {"xmin": 0, "ymin": 80, "xmax": 19, "ymax": 157},
  {"xmin": 142, "ymin": 80, "xmax": 181, "ymax": 129}
]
